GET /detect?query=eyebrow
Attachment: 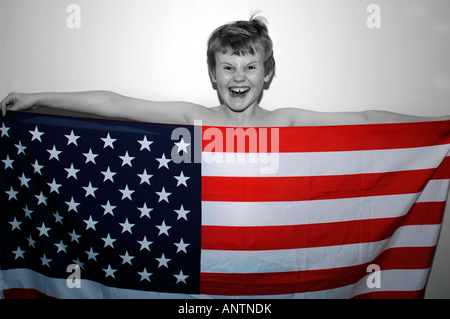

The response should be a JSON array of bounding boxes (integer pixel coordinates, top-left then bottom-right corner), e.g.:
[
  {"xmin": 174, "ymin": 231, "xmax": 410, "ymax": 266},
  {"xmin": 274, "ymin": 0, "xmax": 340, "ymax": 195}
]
[{"xmin": 219, "ymin": 60, "xmax": 260, "ymax": 66}]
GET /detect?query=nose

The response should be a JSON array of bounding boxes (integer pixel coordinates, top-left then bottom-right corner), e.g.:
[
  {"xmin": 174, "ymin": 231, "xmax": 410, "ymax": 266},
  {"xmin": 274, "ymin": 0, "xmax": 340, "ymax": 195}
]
[{"xmin": 233, "ymin": 69, "xmax": 246, "ymax": 83}]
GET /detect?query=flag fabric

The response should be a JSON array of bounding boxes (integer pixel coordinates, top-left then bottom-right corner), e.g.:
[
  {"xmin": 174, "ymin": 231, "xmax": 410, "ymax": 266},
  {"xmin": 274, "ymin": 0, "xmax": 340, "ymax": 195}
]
[{"xmin": 0, "ymin": 111, "xmax": 449, "ymax": 299}]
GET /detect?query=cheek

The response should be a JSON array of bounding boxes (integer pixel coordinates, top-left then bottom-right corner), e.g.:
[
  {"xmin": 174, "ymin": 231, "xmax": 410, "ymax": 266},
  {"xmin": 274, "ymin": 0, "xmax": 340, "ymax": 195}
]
[{"xmin": 215, "ymin": 76, "xmax": 231, "ymax": 89}]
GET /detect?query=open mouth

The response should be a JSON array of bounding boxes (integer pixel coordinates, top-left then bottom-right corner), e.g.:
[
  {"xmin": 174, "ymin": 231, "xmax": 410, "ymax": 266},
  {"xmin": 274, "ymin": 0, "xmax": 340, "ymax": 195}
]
[{"xmin": 228, "ymin": 86, "xmax": 250, "ymax": 98}]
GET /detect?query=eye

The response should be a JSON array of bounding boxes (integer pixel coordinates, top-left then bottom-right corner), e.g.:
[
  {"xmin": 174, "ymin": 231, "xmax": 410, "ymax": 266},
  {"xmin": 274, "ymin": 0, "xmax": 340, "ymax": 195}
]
[
  {"xmin": 223, "ymin": 65, "xmax": 233, "ymax": 71},
  {"xmin": 246, "ymin": 65, "xmax": 257, "ymax": 71}
]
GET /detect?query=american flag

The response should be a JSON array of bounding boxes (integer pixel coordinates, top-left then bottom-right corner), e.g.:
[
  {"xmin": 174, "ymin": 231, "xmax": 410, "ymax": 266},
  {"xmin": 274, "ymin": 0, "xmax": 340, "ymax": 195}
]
[{"xmin": 1, "ymin": 111, "xmax": 449, "ymax": 299}]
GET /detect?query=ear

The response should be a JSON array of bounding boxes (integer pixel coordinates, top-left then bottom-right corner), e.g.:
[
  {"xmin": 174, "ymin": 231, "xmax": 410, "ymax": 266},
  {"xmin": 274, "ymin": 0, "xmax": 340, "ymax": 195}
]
[
  {"xmin": 209, "ymin": 70, "xmax": 217, "ymax": 83},
  {"xmin": 264, "ymin": 70, "xmax": 274, "ymax": 83}
]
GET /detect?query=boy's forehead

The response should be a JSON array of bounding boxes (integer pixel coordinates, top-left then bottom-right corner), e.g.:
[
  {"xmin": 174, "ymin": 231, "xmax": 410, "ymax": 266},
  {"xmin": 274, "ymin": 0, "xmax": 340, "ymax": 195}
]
[{"xmin": 215, "ymin": 51, "xmax": 263, "ymax": 64}]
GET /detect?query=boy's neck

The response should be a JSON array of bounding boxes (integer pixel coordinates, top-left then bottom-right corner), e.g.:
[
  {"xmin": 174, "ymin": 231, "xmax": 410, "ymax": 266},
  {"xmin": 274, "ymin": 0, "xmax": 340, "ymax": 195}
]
[{"xmin": 219, "ymin": 103, "xmax": 266, "ymax": 126}]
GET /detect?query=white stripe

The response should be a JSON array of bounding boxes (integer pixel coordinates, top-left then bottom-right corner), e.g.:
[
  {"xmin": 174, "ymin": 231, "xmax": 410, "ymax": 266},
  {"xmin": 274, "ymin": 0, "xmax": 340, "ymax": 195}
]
[
  {"xmin": 0, "ymin": 268, "xmax": 193, "ymax": 299},
  {"xmin": 200, "ymin": 225, "xmax": 440, "ymax": 274},
  {"xmin": 202, "ymin": 193, "xmax": 420, "ymax": 227},
  {"xmin": 203, "ymin": 179, "xmax": 449, "ymax": 227},
  {"xmin": 417, "ymin": 179, "xmax": 450, "ymax": 203},
  {"xmin": 201, "ymin": 269, "xmax": 430, "ymax": 299},
  {"xmin": 0, "ymin": 268, "xmax": 429, "ymax": 299},
  {"xmin": 202, "ymin": 145, "xmax": 450, "ymax": 177}
]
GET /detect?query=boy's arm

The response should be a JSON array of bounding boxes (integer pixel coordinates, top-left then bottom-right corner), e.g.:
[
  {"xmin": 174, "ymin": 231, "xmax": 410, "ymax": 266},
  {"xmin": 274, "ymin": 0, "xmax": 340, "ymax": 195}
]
[
  {"xmin": 285, "ymin": 108, "xmax": 450, "ymax": 126},
  {"xmin": 1, "ymin": 91, "xmax": 206, "ymax": 125}
]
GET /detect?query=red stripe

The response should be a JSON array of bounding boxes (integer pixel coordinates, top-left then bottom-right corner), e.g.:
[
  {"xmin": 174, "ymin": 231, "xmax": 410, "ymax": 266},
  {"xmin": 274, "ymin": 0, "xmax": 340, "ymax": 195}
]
[
  {"xmin": 200, "ymin": 246, "xmax": 435, "ymax": 296},
  {"xmin": 201, "ymin": 202, "xmax": 445, "ymax": 251},
  {"xmin": 202, "ymin": 169, "xmax": 435, "ymax": 202},
  {"xmin": 202, "ymin": 121, "xmax": 450, "ymax": 153},
  {"xmin": 433, "ymin": 156, "xmax": 450, "ymax": 179},
  {"xmin": 2, "ymin": 288, "xmax": 56, "ymax": 299}
]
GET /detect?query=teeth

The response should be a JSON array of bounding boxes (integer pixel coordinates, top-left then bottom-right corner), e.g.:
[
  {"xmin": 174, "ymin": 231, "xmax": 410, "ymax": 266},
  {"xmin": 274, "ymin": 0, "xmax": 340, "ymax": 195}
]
[{"xmin": 229, "ymin": 87, "xmax": 250, "ymax": 94}]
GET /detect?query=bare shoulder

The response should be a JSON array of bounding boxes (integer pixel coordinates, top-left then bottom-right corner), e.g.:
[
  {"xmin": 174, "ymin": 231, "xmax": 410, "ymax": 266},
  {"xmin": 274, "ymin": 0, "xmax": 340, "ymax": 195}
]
[{"xmin": 268, "ymin": 108, "xmax": 450, "ymax": 126}]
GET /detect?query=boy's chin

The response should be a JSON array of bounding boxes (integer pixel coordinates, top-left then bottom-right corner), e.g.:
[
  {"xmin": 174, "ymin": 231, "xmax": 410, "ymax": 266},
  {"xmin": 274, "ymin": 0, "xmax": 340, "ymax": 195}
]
[{"xmin": 224, "ymin": 100, "xmax": 255, "ymax": 113}]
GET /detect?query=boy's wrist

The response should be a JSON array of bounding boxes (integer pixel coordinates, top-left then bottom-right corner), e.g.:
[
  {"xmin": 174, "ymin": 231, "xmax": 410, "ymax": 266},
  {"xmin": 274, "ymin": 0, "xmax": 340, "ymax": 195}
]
[{"xmin": 33, "ymin": 92, "xmax": 51, "ymax": 107}]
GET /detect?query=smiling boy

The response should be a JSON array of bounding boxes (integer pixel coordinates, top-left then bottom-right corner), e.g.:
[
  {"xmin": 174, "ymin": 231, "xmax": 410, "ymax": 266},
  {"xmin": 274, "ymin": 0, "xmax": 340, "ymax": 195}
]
[{"xmin": 1, "ymin": 16, "xmax": 448, "ymax": 126}]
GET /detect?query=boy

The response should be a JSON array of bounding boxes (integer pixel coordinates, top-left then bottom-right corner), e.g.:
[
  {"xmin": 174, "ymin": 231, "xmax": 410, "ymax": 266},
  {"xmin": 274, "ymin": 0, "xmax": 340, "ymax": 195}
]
[{"xmin": 1, "ymin": 16, "xmax": 448, "ymax": 126}]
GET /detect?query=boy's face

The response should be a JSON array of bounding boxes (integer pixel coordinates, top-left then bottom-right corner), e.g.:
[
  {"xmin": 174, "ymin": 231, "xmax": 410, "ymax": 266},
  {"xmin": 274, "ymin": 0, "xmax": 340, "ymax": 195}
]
[{"xmin": 211, "ymin": 51, "xmax": 273, "ymax": 113}]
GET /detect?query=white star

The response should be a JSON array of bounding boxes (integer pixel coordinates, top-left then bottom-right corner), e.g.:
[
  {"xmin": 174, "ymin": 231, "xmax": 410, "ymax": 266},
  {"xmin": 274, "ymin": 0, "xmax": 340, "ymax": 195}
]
[
  {"xmin": 12, "ymin": 246, "xmax": 25, "ymax": 260},
  {"xmin": 138, "ymin": 268, "xmax": 152, "ymax": 282},
  {"xmin": 174, "ymin": 171, "xmax": 190, "ymax": 187},
  {"xmin": 156, "ymin": 153, "xmax": 171, "ymax": 169},
  {"xmin": 15, "ymin": 141, "xmax": 26, "ymax": 155},
  {"xmin": 155, "ymin": 187, "xmax": 171, "ymax": 203},
  {"xmin": 47, "ymin": 145, "xmax": 62, "ymax": 161},
  {"xmin": 84, "ymin": 215, "xmax": 98, "ymax": 231},
  {"xmin": 0, "ymin": 122, "xmax": 10, "ymax": 137},
  {"xmin": 174, "ymin": 270, "xmax": 189, "ymax": 284},
  {"xmin": 69, "ymin": 229, "xmax": 81, "ymax": 243},
  {"xmin": 119, "ymin": 218, "xmax": 134, "ymax": 234},
  {"xmin": 54, "ymin": 240, "xmax": 68, "ymax": 253},
  {"xmin": 29, "ymin": 126, "xmax": 44, "ymax": 142},
  {"xmin": 137, "ymin": 169, "xmax": 153, "ymax": 185},
  {"xmin": 156, "ymin": 220, "xmax": 172, "ymax": 237},
  {"xmin": 85, "ymin": 247, "xmax": 99, "ymax": 261},
  {"xmin": 83, "ymin": 148, "xmax": 98, "ymax": 164},
  {"xmin": 103, "ymin": 264, "xmax": 117, "ymax": 278},
  {"xmin": 26, "ymin": 235, "xmax": 36, "ymax": 248},
  {"xmin": 72, "ymin": 258, "xmax": 84, "ymax": 270},
  {"xmin": 174, "ymin": 138, "xmax": 190, "ymax": 154},
  {"xmin": 37, "ymin": 222, "xmax": 51, "ymax": 237},
  {"xmin": 5, "ymin": 186, "xmax": 18, "ymax": 201},
  {"xmin": 65, "ymin": 197, "xmax": 80, "ymax": 213},
  {"xmin": 82, "ymin": 182, "xmax": 98, "ymax": 198},
  {"xmin": 138, "ymin": 203, "xmax": 153, "ymax": 219},
  {"xmin": 31, "ymin": 160, "xmax": 44, "ymax": 175},
  {"xmin": 2, "ymin": 155, "xmax": 14, "ymax": 169},
  {"xmin": 155, "ymin": 253, "xmax": 171, "ymax": 268},
  {"xmin": 137, "ymin": 135, "xmax": 153, "ymax": 152},
  {"xmin": 119, "ymin": 151, "xmax": 134, "ymax": 167},
  {"xmin": 48, "ymin": 178, "xmax": 62, "ymax": 194},
  {"xmin": 65, "ymin": 130, "xmax": 80, "ymax": 146},
  {"xmin": 174, "ymin": 238, "xmax": 190, "ymax": 254},
  {"xmin": 41, "ymin": 254, "xmax": 52, "ymax": 267},
  {"xmin": 174, "ymin": 205, "xmax": 190, "ymax": 221},
  {"xmin": 9, "ymin": 217, "xmax": 22, "ymax": 231},
  {"xmin": 101, "ymin": 200, "xmax": 116, "ymax": 216},
  {"xmin": 119, "ymin": 251, "xmax": 135, "ymax": 265},
  {"xmin": 101, "ymin": 167, "xmax": 116, "ymax": 183},
  {"xmin": 101, "ymin": 133, "xmax": 116, "ymax": 149},
  {"xmin": 53, "ymin": 211, "xmax": 64, "ymax": 224},
  {"xmin": 35, "ymin": 191, "xmax": 47, "ymax": 206},
  {"xmin": 102, "ymin": 233, "xmax": 116, "ymax": 248},
  {"xmin": 24, "ymin": 205, "xmax": 33, "ymax": 219},
  {"xmin": 137, "ymin": 236, "xmax": 153, "ymax": 251},
  {"xmin": 65, "ymin": 164, "xmax": 80, "ymax": 179},
  {"xmin": 18, "ymin": 173, "xmax": 31, "ymax": 187},
  {"xmin": 119, "ymin": 184, "xmax": 134, "ymax": 200}
]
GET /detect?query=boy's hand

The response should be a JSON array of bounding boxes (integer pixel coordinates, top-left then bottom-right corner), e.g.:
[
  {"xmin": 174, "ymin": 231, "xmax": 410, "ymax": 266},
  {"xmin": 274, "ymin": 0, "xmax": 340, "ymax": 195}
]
[{"xmin": 1, "ymin": 92, "xmax": 37, "ymax": 117}]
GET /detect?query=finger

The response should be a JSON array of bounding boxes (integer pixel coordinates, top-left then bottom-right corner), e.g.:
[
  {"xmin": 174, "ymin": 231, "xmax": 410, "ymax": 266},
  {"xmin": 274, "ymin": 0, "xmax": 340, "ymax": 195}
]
[
  {"xmin": 1, "ymin": 93, "xmax": 13, "ymax": 116},
  {"xmin": 1, "ymin": 100, "xmax": 5, "ymax": 117}
]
